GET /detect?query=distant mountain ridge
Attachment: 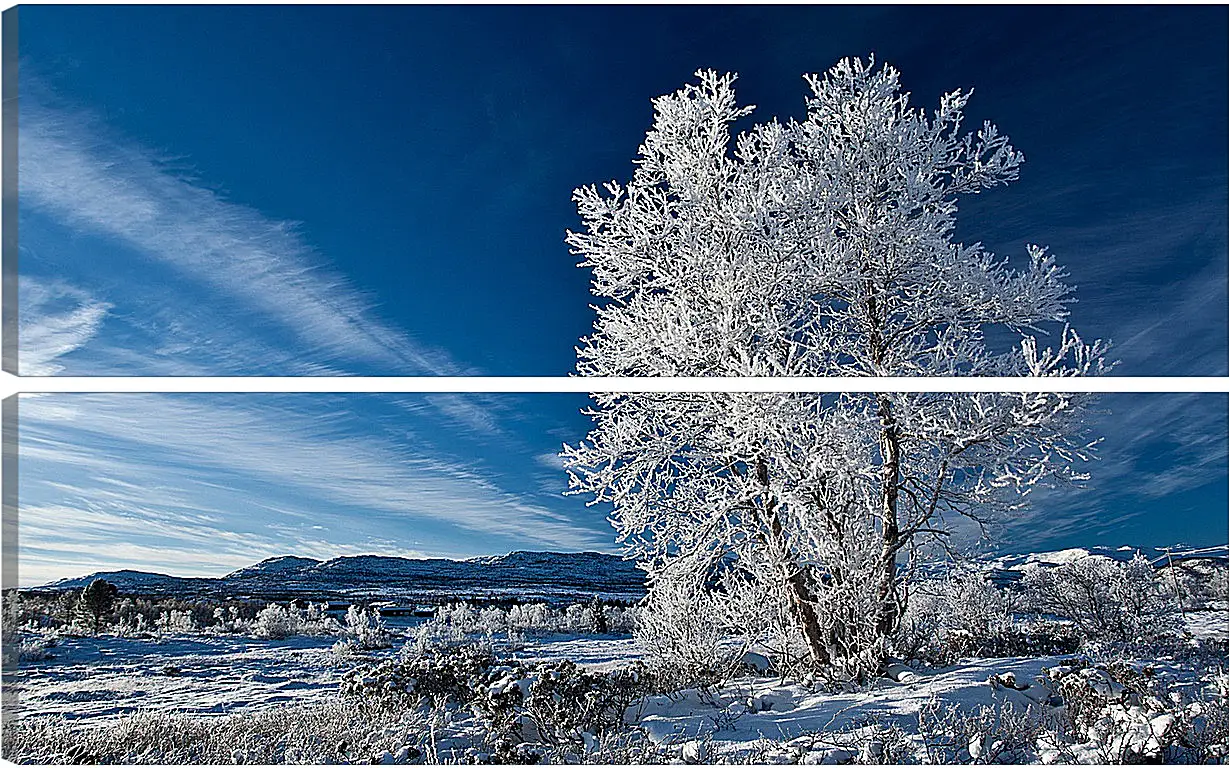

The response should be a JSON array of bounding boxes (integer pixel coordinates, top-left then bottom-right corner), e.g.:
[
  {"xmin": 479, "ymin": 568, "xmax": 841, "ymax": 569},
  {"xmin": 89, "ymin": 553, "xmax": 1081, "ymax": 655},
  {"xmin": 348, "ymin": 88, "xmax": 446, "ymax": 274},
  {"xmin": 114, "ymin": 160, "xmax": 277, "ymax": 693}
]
[
  {"xmin": 33, "ymin": 551, "xmax": 646, "ymax": 604},
  {"xmin": 32, "ymin": 545, "xmax": 1228, "ymax": 603}
]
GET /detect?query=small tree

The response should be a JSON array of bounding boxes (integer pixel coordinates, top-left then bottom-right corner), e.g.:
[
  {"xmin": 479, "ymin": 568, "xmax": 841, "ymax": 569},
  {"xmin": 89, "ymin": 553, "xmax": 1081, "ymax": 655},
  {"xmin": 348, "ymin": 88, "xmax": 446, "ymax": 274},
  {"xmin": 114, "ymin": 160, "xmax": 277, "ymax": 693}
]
[
  {"xmin": 78, "ymin": 579, "xmax": 117, "ymax": 634},
  {"xmin": 565, "ymin": 58, "xmax": 1106, "ymax": 680},
  {"xmin": 585, "ymin": 595, "xmax": 610, "ymax": 634}
]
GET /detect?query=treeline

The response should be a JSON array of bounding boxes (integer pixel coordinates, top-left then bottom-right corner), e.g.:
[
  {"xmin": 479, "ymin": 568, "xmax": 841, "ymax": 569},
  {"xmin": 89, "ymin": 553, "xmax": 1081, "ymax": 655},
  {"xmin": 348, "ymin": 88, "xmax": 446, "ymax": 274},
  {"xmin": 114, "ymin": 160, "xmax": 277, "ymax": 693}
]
[{"xmin": 6, "ymin": 579, "xmax": 268, "ymax": 637}]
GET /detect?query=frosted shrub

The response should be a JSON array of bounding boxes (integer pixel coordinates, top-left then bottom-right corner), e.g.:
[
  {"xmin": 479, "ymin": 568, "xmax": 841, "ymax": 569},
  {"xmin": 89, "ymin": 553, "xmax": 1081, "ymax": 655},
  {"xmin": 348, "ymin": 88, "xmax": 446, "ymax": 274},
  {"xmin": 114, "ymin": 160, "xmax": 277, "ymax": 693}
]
[
  {"xmin": 605, "ymin": 604, "xmax": 639, "ymax": 634},
  {"xmin": 1022, "ymin": 554, "xmax": 1180, "ymax": 644},
  {"xmin": 207, "ymin": 605, "xmax": 246, "ymax": 634},
  {"xmin": 252, "ymin": 603, "xmax": 302, "ymax": 640},
  {"xmin": 342, "ymin": 645, "xmax": 655, "ymax": 760},
  {"xmin": 477, "ymin": 606, "xmax": 508, "ymax": 636},
  {"xmin": 1211, "ymin": 566, "xmax": 1229, "ymax": 604},
  {"xmin": 914, "ymin": 697, "xmax": 1046, "ymax": 764},
  {"xmin": 1038, "ymin": 658, "xmax": 1229, "ymax": 763},
  {"xmin": 411, "ymin": 616, "xmax": 471, "ymax": 652},
  {"xmin": 896, "ymin": 568, "xmax": 1016, "ymax": 664},
  {"xmin": 508, "ymin": 602, "xmax": 550, "ymax": 632},
  {"xmin": 17, "ymin": 630, "xmax": 59, "ymax": 663},
  {"xmin": 1164, "ymin": 559, "xmax": 1229, "ymax": 611},
  {"xmin": 440, "ymin": 602, "xmax": 478, "ymax": 632},
  {"xmin": 155, "ymin": 609, "xmax": 197, "ymax": 635},
  {"xmin": 472, "ymin": 659, "xmax": 653, "ymax": 752},
  {"xmin": 634, "ymin": 574, "xmax": 753, "ymax": 688},
  {"xmin": 563, "ymin": 603, "xmax": 588, "ymax": 633},
  {"xmin": 111, "ymin": 613, "xmax": 149, "ymax": 638},
  {"xmin": 343, "ymin": 643, "xmax": 496, "ymax": 707},
  {"xmin": 344, "ymin": 605, "xmax": 393, "ymax": 650},
  {"xmin": 417, "ymin": 601, "xmax": 638, "ymax": 648}
]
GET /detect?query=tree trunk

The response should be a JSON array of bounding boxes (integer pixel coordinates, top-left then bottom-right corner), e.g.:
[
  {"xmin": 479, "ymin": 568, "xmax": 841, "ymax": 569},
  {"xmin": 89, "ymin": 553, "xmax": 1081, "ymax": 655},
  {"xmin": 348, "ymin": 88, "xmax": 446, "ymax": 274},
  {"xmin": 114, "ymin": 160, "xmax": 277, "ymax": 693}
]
[
  {"xmin": 875, "ymin": 395, "xmax": 902, "ymax": 644},
  {"xmin": 755, "ymin": 457, "xmax": 831, "ymax": 668}
]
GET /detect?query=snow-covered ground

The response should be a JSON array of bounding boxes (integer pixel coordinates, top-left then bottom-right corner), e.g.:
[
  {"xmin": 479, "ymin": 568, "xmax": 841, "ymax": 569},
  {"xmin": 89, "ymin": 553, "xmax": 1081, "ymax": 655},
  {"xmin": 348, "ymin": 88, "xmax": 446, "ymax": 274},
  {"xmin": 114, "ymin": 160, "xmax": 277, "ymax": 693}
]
[
  {"xmin": 10, "ymin": 633, "xmax": 368, "ymax": 720},
  {"xmin": 512, "ymin": 635, "xmax": 643, "ymax": 672},
  {"xmin": 8, "ymin": 622, "xmax": 1226, "ymax": 765},
  {"xmin": 12, "ymin": 606, "xmax": 1223, "ymax": 726},
  {"xmin": 8, "ymin": 625, "xmax": 639, "ymax": 724},
  {"xmin": 637, "ymin": 657, "xmax": 1059, "ymax": 746},
  {"xmin": 1183, "ymin": 604, "xmax": 1229, "ymax": 641}
]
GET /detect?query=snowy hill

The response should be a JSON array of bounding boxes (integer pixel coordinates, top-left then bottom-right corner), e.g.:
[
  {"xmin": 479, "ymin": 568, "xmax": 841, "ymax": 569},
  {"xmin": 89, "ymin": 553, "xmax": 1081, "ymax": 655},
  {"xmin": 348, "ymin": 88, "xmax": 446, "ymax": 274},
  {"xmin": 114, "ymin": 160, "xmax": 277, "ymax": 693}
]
[
  {"xmin": 225, "ymin": 555, "xmax": 322, "ymax": 579},
  {"xmin": 984, "ymin": 544, "xmax": 1229, "ymax": 585},
  {"xmin": 32, "ymin": 551, "xmax": 644, "ymax": 604},
  {"xmin": 40, "ymin": 569, "xmax": 218, "ymax": 594}
]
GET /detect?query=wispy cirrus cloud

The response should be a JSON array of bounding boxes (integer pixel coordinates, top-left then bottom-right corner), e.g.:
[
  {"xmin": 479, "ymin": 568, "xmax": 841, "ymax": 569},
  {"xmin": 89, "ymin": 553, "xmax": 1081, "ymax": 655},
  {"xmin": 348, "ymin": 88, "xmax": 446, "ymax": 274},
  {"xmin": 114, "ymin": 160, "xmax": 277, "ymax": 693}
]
[
  {"xmin": 17, "ymin": 88, "xmax": 506, "ymax": 439},
  {"xmin": 18, "ymin": 393, "xmax": 609, "ymax": 584},
  {"xmin": 1109, "ymin": 254, "xmax": 1229, "ymax": 377},
  {"xmin": 16, "ymin": 277, "xmax": 111, "ymax": 376},
  {"xmin": 12, "ymin": 120, "xmax": 586, "ymax": 578},
  {"xmin": 1001, "ymin": 392, "xmax": 1228, "ymax": 550},
  {"xmin": 19, "ymin": 99, "xmax": 455, "ymax": 376}
]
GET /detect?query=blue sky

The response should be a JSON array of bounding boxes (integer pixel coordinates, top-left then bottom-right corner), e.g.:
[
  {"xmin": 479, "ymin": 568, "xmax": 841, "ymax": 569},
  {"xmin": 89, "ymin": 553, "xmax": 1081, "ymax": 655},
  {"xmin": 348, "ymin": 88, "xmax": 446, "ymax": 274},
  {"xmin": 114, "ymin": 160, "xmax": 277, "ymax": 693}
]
[
  {"xmin": 11, "ymin": 6, "xmax": 1228, "ymax": 583},
  {"xmin": 16, "ymin": 391, "xmax": 1228, "ymax": 586}
]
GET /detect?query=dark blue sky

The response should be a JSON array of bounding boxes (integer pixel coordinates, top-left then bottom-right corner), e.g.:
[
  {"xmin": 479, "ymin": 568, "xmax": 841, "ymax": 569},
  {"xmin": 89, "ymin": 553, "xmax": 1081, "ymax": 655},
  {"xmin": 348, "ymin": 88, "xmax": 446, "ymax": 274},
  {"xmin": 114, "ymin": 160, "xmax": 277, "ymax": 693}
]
[
  {"xmin": 11, "ymin": 6, "xmax": 1227, "ymax": 580},
  {"xmin": 17, "ymin": 5, "xmax": 1227, "ymax": 377}
]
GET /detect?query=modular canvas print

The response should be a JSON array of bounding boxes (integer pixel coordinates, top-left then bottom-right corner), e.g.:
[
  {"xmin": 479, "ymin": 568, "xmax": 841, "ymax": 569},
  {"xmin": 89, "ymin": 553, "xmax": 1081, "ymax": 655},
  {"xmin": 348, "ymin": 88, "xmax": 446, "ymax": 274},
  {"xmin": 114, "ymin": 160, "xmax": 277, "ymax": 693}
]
[{"xmin": 1, "ymin": 5, "xmax": 1227, "ymax": 765}]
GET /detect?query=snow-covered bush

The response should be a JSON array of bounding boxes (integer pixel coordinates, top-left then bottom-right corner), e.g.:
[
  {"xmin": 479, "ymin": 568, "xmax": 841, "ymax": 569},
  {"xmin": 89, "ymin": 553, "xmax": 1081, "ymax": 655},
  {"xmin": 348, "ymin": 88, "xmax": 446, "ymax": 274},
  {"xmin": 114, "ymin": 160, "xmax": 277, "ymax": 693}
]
[
  {"xmin": 111, "ymin": 612, "xmax": 150, "ymax": 637},
  {"xmin": 826, "ymin": 716, "xmax": 920, "ymax": 764},
  {"xmin": 914, "ymin": 697, "xmax": 1047, "ymax": 764},
  {"xmin": 16, "ymin": 630, "xmax": 59, "ymax": 663},
  {"xmin": 250, "ymin": 602, "xmax": 341, "ymax": 640},
  {"xmin": 1028, "ymin": 656, "xmax": 1229, "ymax": 763},
  {"xmin": 411, "ymin": 614, "xmax": 473, "ymax": 652},
  {"xmin": 343, "ymin": 605, "xmax": 393, "ymax": 650},
  {"xmin": 634, "ymin": 573, "xmax": 755, "ymax": 689},
  {"xmin": 343, "ymin": 643, "xmax": 497, "ymax": 707},
  {"xmin": 1163, "ymin": 559, "xmax": 1229, "ymax": 611},
  {"xmin": 205, "ymin": 604, "xmax": 250, "ymax": 635},
  {"xmin": 1022, "ymin": 553, "xmax": 1180, "ymax": 644},
  {"xmin": 895, "ymin": 568, "xmax": 1085, "ymax": 665},
  {"xmin": 155, "ymin": 609, "xmax": 197, "ymax": 635},
  {"xmin": 1183, "ymin": 684, "xmax": 1229, "ymax": 763},
  {"xmin": 252, "ymin": 603, "xmax": 302, "ymax": 640},
  {"xmin": 473, "ymin": 659, "xmax": 653, "ymax": 750},
  {"xmin": 414, "ymin": 600, "xmax": 637, "ymax": 650},
  {"xmin": 896, "ymin": 568, "xmax": 1014, "ymax": 664},
  {"xmin": 342, "ymin": 644, "xmax": 655, "ymax": 759}
]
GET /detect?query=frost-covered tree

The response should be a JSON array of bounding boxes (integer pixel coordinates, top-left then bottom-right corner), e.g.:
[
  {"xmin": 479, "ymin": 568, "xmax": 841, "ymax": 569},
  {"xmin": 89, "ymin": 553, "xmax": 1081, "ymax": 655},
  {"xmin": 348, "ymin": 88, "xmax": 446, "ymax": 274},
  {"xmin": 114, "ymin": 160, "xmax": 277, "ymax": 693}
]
[{"xmin": 564, "ymin": 58, "xmax": 1107, "ymax": 680}]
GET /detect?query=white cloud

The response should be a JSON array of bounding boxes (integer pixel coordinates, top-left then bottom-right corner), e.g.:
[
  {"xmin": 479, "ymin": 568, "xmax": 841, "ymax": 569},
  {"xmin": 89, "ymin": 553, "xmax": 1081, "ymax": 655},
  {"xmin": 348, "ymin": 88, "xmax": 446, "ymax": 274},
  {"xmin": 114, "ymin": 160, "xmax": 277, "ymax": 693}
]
[
  {"xmin": 19, "ymin": 394, "xmax": 609, "ymax": 584},
  {"xmin": 535, "ymin": 451, "xmax": 566, "ymax": 471},
  {"xmin": 17, "ymin": 95, "xmax": 508, "ymax": 439},
  {"xmin": 17, "ymin": 277, "xmax": 111, "ymax": 375},
  {"xmin": 1002, "ymin": 392, "xmax": 1227, "ymax": 548},
  {"xmin": 19, "ymin": 105, "xmax": 452, "ymax": 376}
]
